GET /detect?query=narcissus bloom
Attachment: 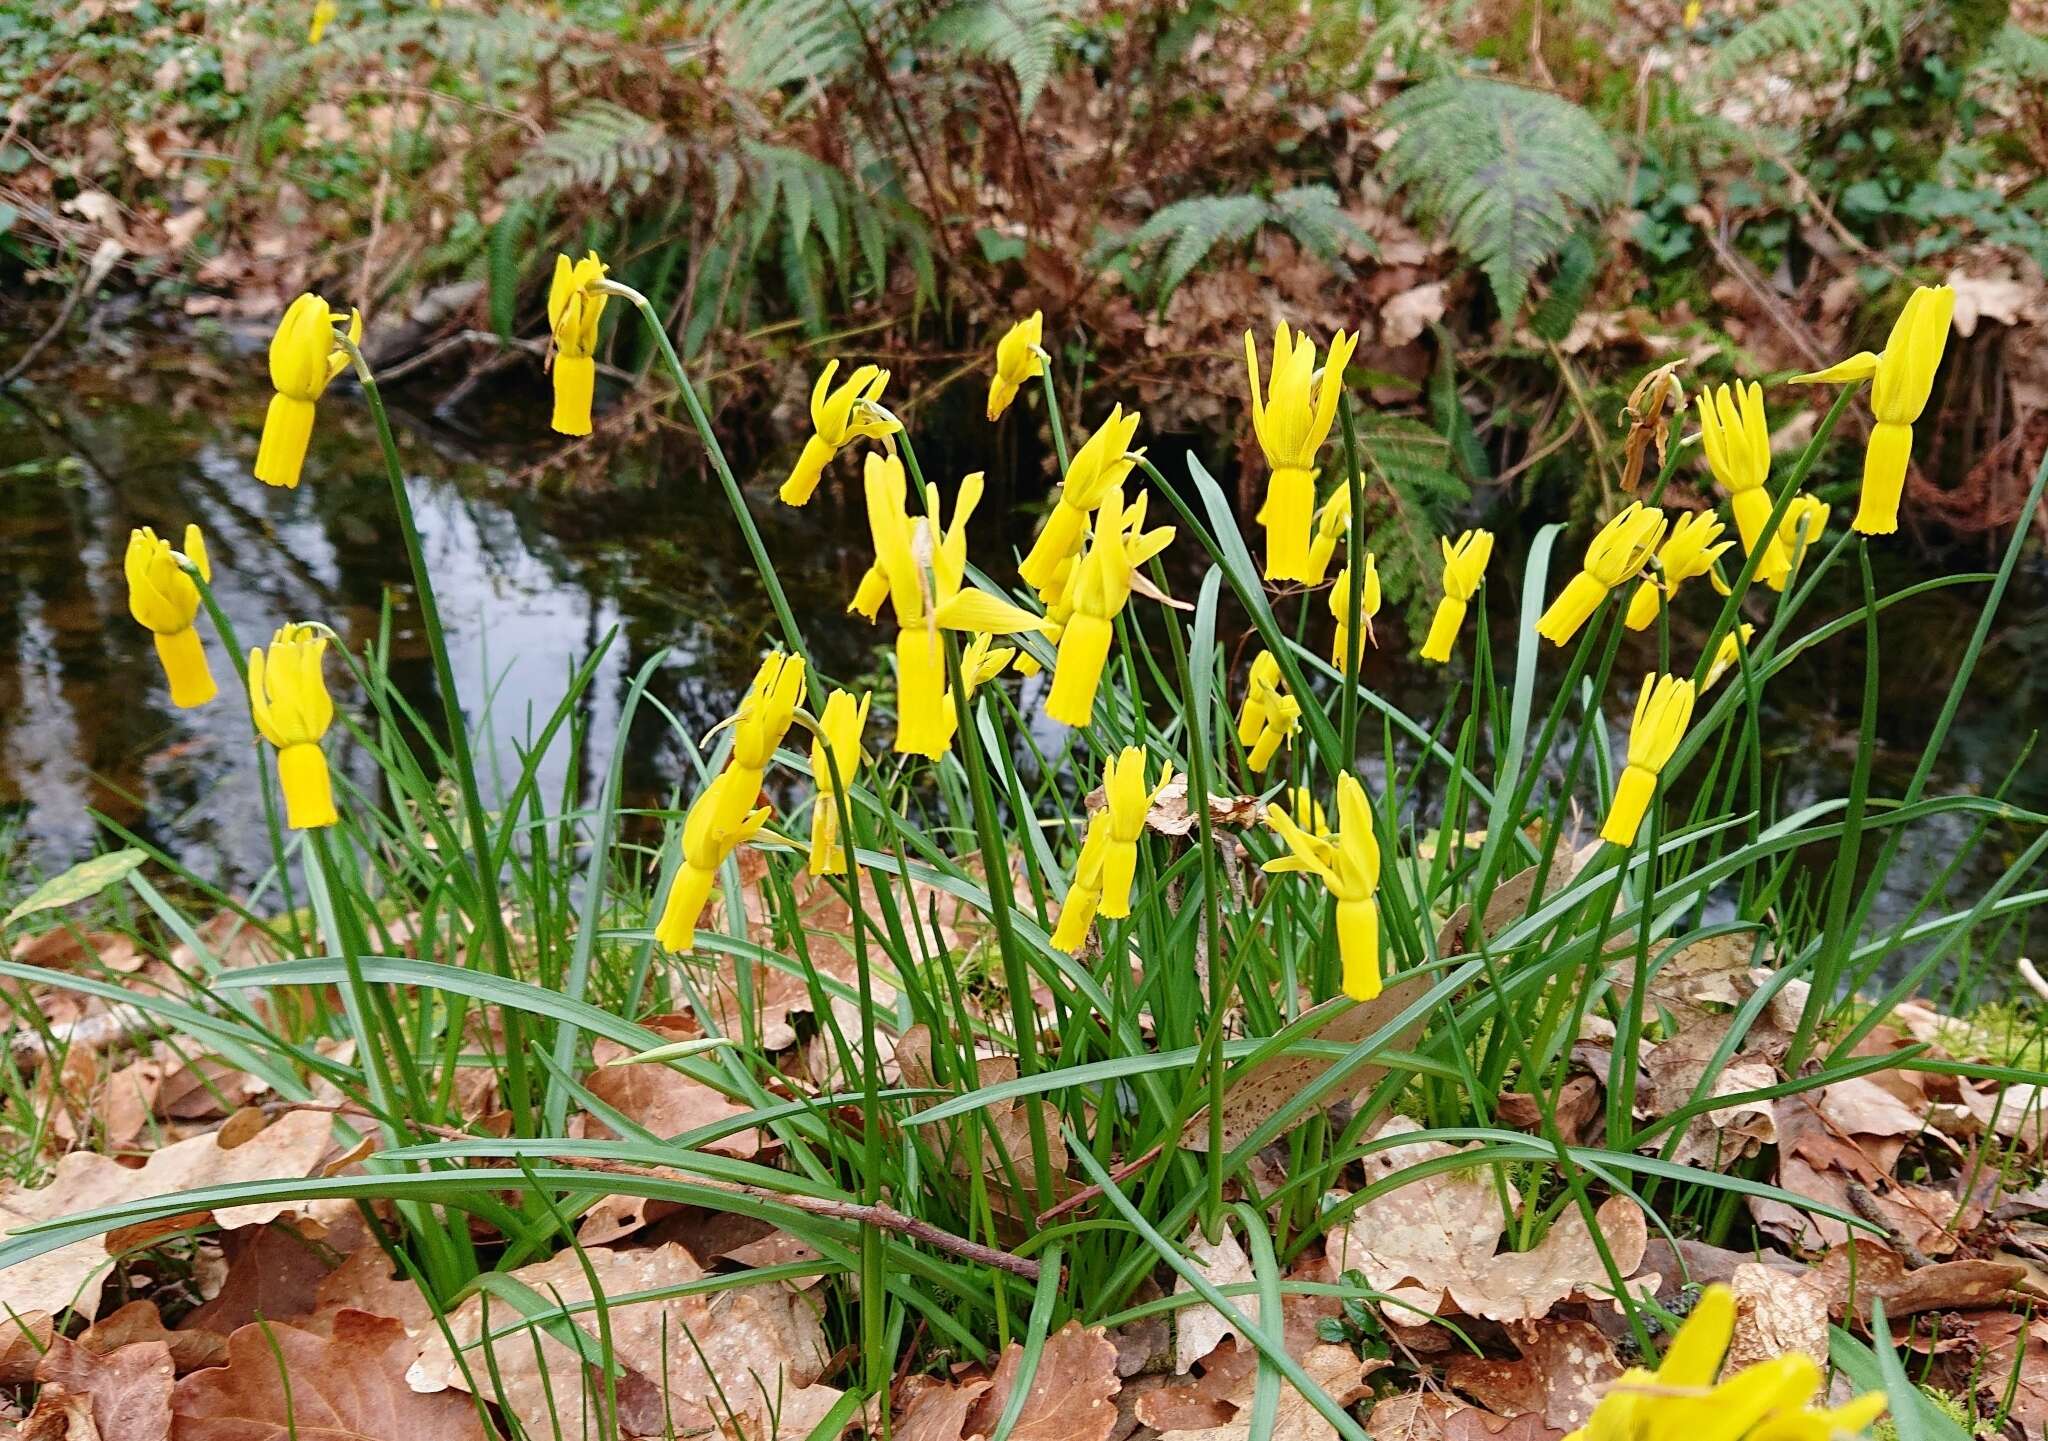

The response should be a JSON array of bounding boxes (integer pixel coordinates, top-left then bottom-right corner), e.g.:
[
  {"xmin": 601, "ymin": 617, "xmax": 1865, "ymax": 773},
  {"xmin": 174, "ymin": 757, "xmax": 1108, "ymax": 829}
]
[
  {"xmin": 1286, "ymin": 786, "xmax": 1329, "ymax": 839},
  {"xmin": 1329, "ymin": 553, "xmax": 1380, "ymax": 671},
  {"xmin": 1625, "ymin": 510, "xmax": 1730, "ymax": 630},
  {"xmin": 1703, "ymin": 623, "xmax": 1756, "ymax": 691},
  {"xmin": 1050, "ymin": 748, "xmax": 1172, "ymax": 952},
  {"xmin": 308, "ymin": 0, "xmax": 335, "ymax": 42},
  {"xmin": 1419, "ymin": 530, "xmax": 1493, "ymax": 664},
  {"xmin": 654, "ymin": 767, "xmax": 771, "ymax": 953},
  {"xmin": 546, "ymin": 251, "xmax": 608, "ymax": 436},
  {"xmin": 1538, "ymin": 502, "xmax": 1667, "ymax": 646},
  {"xmin": 807, "ymin": 687, "xmax": 870, "ymax": 875},
  {"xmin": 249, "ymin": 624, "xmax": 338, "ymax": 830},
  {"xmin": 852, "ymin": 455, "xmax": 1048, "ymax": 755},
  {"xmin": 928, "ymin": 634, "xmax": 1018, "ymax": 755},
  {"xmin": 780, "ymin": 361, "xmax": 898, "ymax": 507},
  {"xmin": 126, "ymin": 525, "xmax": 216, "ymax": 709},
  {"xmin": 255, "ymin": 293, "xmax": 361, "ymax": 489},
  {"xmin": 1793, "ymin": 284, "xmax": 1954, "ymax": 536},
  {"xmin": 987, "ymin": 311, "xmax": 1045, "ymax": 422},
  {"xmin": 1264, "ymin": 772, "xmax": 1382, "ymax": 1000},
  {"xmin": 1044, "ymin": 482, "xmax": 1173, "ymax": 728},
  {"xmin": 1017, "ymin": 404, "xmax": 1141, "ymax": 594},
  {"xmin": 1246, "ymin": 322, "xmax": 1357, "ymax": 583},
  {"xmin": 1564, "ymin": 1284, "xmax": 1884, "ymax": 1441},
  {"xmin": 1602, "ymin": 672, "xmax": 1695, "ymax": 847},
  {"xmin": 727, "ymin": 651, "xmax": 806, "ymax": 772},
  {"xmin": 1304, "ymin": 486, "xmax": 1351, "ymax": 587},
  {"xmin": 1696, "ymin": 383, "xmax": 1788, "ymax": 586},
  {"xmin": 1768, "ymin": 495, "xmax": 1831, "ymax": 591},
  {"xmin": 1236, "ymin": 650, "xmax": 1300, "ymax": 773}
]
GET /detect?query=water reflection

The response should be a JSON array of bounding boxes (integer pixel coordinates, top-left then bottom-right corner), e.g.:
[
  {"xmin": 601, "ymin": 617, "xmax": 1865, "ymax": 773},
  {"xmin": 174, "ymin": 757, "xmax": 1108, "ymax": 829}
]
[{"xmin": 2, "ymin": 336, "xmax": 2044, "ymax": 985}]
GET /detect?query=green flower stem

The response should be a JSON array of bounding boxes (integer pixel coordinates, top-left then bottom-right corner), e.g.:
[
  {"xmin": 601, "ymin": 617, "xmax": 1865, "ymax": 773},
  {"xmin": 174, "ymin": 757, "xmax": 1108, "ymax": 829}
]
[
  {"xmin": 1032, "ymin": 347, "xmax": 1069, "ymax": 473},
  {"xmin": 601, "ymin": 281, "xmax": 808, "ymax": 665},
  {"xmin": 340, "ymin": 339, "xmax": 531, "ymax": 1130}
]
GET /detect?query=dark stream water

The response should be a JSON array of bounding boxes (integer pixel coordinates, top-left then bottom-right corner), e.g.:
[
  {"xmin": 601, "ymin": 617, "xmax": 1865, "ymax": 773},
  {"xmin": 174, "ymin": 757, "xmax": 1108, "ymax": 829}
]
[{"xmin": 2, "ymin": 327, "xmax": 2045, "ymax": 991}]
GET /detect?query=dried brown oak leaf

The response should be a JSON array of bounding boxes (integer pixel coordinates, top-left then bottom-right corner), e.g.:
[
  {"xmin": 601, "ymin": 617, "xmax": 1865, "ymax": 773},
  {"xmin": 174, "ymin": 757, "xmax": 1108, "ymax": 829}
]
[
  {"xmin": 1154, "ymin": 1343, "xmax": 1380, "ymax": 1441},
  {"xmin": 32, "ymin": 1335, "xmax": 173, "ymax": 1441},
  {"xmin": 1369, "ymin": 1392, "xmax": 1564, "ymax": 1441},
  {"xmin": 962, "ymin": 1321, "xmax": 1121, "ymax": 1441},
  {"xmin": 173, "ymin": 1310, "xmax": 486, "ymax": 1441},
  {"xmin": 1445, "ymin": 1318, "xmax": 1623, "ymax": 1432},
  {"xmin": 1330, "ymin": 1119, "xmax": 1649, "ymax": 1327},
  {"xmin": 0, "ymin": 1110, "xmax": 332, "ymax": 1319}
]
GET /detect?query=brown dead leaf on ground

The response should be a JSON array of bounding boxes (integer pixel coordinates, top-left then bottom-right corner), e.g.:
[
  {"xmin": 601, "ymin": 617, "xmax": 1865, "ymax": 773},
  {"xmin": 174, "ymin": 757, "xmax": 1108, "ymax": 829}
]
[
  {"xmin": 895, "ymin": 1374, "xmax": 993, "ymax": 1441},
  {"xmin": 32, "ymin": 1336, "xmax": 173, "ymax": 1441},
  {"xmin": 174, "ymin": 1310, "xmax": 486, "ymax": 1441},
  {"xmin": 1808, "ymin": 1243, "xmax": 2025, "ymax": 1324},
  {"xmin": 1497, "ymin": 1077, "xmax": 1600, "ymax": 1145},
  {"xmin": 1638, "ymin": 1018, "xmax": 1776, "ymax": 1169},
  {"xmin": 18, "ymin": 1386, "xmax": 100, "ymax": 1440},
  {"xmin": 181, "ymin": 1222, "xmax": 336, "ymax": 1336},
  {"xmin": 310, "ymin": 1246, "xmax": 435, "ymax": 1335},
  {"xmin": 1957, "ymin": 1311, "xmax": 2048, "ymax": 1439},
  {"xmin": 407, "ymin": 1242, "xmax": 835, "ymax": 1439},
  {"xmin": 964, "ymin": 1321, "xmax": 1121, "ymax": 1441},
  {"xmin": 897, "ymin": 1028, "xmax": 1070, "ymax": 1210},
  {"xmin": 582, "ymin": 1032, "xmax": 759, "ymax": 1157},
  {"xmin": 1445, "ymin": 1319, "xmax": 1623, "ymax": 1432},
  {"xmin": 77, "ymin": 1303, "xmax": 224, "ymax": 1373},
  {"xmin": 1435, "ymin": 847, "xmax": 1597, "ymax": 958},
  {"xmin": 0, "ymin": 1110, "xmax": 332, "ymax": 1319},
  {"xmin": 0, "ymin": 1311, "xmax": 55, "ymax": 1383},
  {"xmin": 1140, "ymin": 779, "xmax": 1268, "ymax": 836},
  {"xmin": 1174, "ymin": 1227, "xmax": 1259, "ymax": 1373},
  {"xmin": 1181, "ymin": 973, "xmax": 1432, "ymax": 1154},
  {"xmin": 1726, "ymin": 1262, "xmax": 1831, "ymax": 1370},
  {"xmin": 1369, "ymin": 1392, "xmax": 1564, "ymax": 1441},
  {"xmin": 1750, "ymin": 1092, "xmax": 1967, "ymax": 1256},
  {"xmin": 1154, "ymin": 1343, "xmax": 1380, "ymax": 1441},
  {"xmin": 1332, "ymin": 1119, "xmax": 1650, "ymax": 1327}
]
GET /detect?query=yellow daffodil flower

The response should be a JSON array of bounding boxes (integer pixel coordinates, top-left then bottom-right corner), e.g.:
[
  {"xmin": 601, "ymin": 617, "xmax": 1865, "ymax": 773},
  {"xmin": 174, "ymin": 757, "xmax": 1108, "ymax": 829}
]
[
  {"xmin": 1792, "ymin": 284, "xmax": 1954, "ymax": 535},
  {"xmin": 987, "ymin": 311, "xmax": 1044, "ymax": 422},
  {"xmin": 780, "ymin": 361, "xmax": 898, "ymax": 507},
  {"xmin": 1769, "ymin": 495, "xmax": 1830, "ymax": 591},
  {"xmin": 546, "ymin": 250, "xmax": 608, "ymax": 436},
  {"xmin": 1246, "ymin": 321, "xmax": 1358, "ymax": 583},
  {"xmin": 807, "ymin": 687, "xmax": 870, "ymax": 876},
  {"xmin": 928, "ymin": 634, "xmax": 1019, "ymax": 754},
  {"xmin": 1625, "ymin": 510, "xmax": 1730, "ymax": 630},
  {"xmin": 1330, "ymin": 553, "xmax": 1381, "ymax": 671},
  {"xmin": 1304, "ymin": 486, "xmax": 1351, "ymax": 587},
  {"xmin": 1051, "ymin": 747, "xmax": 1171, "ymax": 951},
  {"xmin": 125, "ymin": 524, "xmax": 216, "ymax": 709},
  {"xmin": 249, "ymin": 624, "xmax": 338, "ymax": 830},
  {"xmin": 1565, "ymin": 1285, "xmax": 1884, "ymax": 1441},
  {"xmin": 1602, "ymin": 672, "xmax": 1695, "ymax": 847},
  {"xmin": 1538, "ymin": 502, "xmax": 1667, "ymax": 646},
  {"xmin": 1044, "ymin": 482, "xmax": 1173, "ymax": 728},
  {"xmin": 724, "ymin": 651, "xmax": 806, "ymax": 779},
  {"xmin": 1265, "ymin": 772, "xmax": 1382, "ymax": 1000},
  {"xmin": 1420, "ymin": 529, "xmax": 1493, "ymax": 663},
  {"xmin": 308, "ymin": 0, "xmax": 336, "ymax": 42},
  {"xmin": 654, "ymin": 766, "xmax": 770, "ymax": 952},
  {"xmin": 255, "ymin": 293, "xmax": 361, "ymax": 490},
  {"xmin": 1696, "ymin": 382, "xmax": 1789, "ymax": 586},
  {"xmin": 852, "ymin": 455, "xmax": 1048, "ymax": 754},
  {"xmin": 1286, "ymin": 786, "xmax": 1329, "ymax": 839},
  {"xmin": 1017, "ymin": 404, "xmax": 1142, "ymax": 594},
  {"xmin": 1236, "ymin": 650, "xmax": 1300, "ymax": 773},
  {"xmin": 1703, "ymin": 623, "xmax": 1756, "ymax": 691}
]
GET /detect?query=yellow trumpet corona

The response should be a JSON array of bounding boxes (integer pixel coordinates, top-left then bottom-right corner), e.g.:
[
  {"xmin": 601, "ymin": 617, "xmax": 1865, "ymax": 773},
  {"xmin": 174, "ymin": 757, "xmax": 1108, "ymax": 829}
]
[
  {"xmin": 1017, "ymin": 404, "xmax": 1142, "ymax": 594},
  {"xmin": 1264, "ymin": 772, "xmax": 1382, "ymax": 1000},
  {"xmin": 807, "ymin": 687, "xmax": 871, "ymax": 876},
  {"xmin": 1051, "ymin": 747, "xmax": 1171, "ymax": 951},
  {"xmin": 1769, "ymin": 495, "xmax": 1831, "ymax": 592},
  {"xmin": 1246, "ymin": 322, "xmax": 1358, "ymax": 583},
  {"xmin": 546, "ymin": 251, "xmax": 609, "ymax": 436},
  {"xmin": 654, "ymin": 767, "xmax": 771, "ymax": 953},
  {"xmin": 249, "ymin": 624, "xmax": 338, "ymax": 830},
  {"xmin": 781, "ymin": 361, "xmax": 898, "ymax": 507},
  {"xmin": 308, "ymin": 0, "xmax": 336, "ymax": 41},
  {"xmin": 987, "ymin": 311, "xmax": 1045, "ymax": 422},
  {"xmin": 1419, "ymin": 529, "xmax": 1494, "ymax": 664},
  {"xmin": 1696, "ymin": 382, "xmax": 1789, "ymax": 586},
  {"xmin": 255, "ymin": 293, "xmax": 361, "ymax": 490},
  {"xmin": 1624, "ymin": 509, "xmax": 1731, "ymax": 630},
  {"xmin": 1602, "ymin": 673, "xmax": 1695, "ymax": 847},
  {"xmin": 1538, "ymin": 502, "xmax": 1668, "ymax": 646},
  {"xmin": 1792, "ymin": 284, "xmax": 1954, "ymax": 536},
  {"xmin": 1235, "ymin": 650, "xmax": 1300, "ymax": 774},
  {"xmin": 1044, "ymin": 483, "xmax": 1173, "ymax": 728},
  {"xmin": 1303, "ymin": 485, "xmax": 1351, "ymax": 587},
  {"xmin": 1563, "ymin": 1285, "xmax": 1884, "ymax": 1441},
  {"xmin": 126, "ymin": 524, "xmax": 217, "ymax": 709},
  {"xmin": 1329, "ymin": 553, "xmax": 1381, "ymax": 672}
]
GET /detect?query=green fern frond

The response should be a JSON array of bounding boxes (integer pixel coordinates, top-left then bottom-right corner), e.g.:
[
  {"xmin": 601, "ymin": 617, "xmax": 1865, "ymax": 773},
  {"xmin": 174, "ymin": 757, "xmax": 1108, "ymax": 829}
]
[
  {"xmin": 1703, "ymin": 0, "xmax": 1907, "ymax": 80},
  {"xmin": 696, "ymin": 0, "xmax": 865, "ymax": 97},
  {"xmin": 1354, "ymin": 415, "xmax": 1472, "ymax": 634},
  {"xmin": 924, "ymin": 0, "xmax": 1069, "ymax": 113},
  {"xmin": 1381, "ymin": 75, "xmax": 1622, "ymax": 322},
  {"xmin": 1983, "ymin": 18, "xmax": 2048, "ymax": 79},
  {"xmin": 508, "ymin": 100, "xmax": 684, "ymax": 198},
  {"xmin": 1104, "ymin": 185, "xmax": 1364, "ymax": 305}
]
